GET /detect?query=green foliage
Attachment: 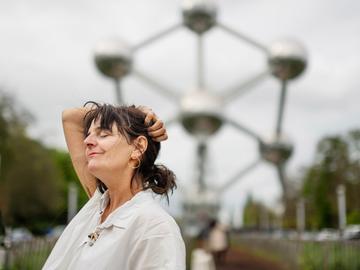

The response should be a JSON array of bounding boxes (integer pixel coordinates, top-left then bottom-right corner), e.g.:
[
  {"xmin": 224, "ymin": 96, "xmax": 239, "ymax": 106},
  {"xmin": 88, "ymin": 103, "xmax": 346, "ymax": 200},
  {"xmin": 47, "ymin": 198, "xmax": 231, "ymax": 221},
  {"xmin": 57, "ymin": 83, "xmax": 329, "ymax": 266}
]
[
  {"xmin": 3, "ymin": 238, "xmax": 57, "ymax": 270},
  {"xmin": 2, "ymin": 134, "xmax": 65, "ymax": 233},
  {"xmin": 302, "ymin": 130, "xmax": 360, "ymax": 229},
  {"xmin": 243, "ymin": 194, "xmax": 277, "ymax": 229},
  {"xmin": 299, "ymin": 242, "xmax": 360, "ymax": 270},
  {"xmin": 49, "ymin": 149, "xmax": 88, "ymax": 208},
  {"xmin": 0, "ymin": 90, "xmax": 87, "ymax": 234},
  {"xmin": 348, "ymin": 211, "xmax": 360, "ymax": 224},
  {"xmin": 10, "ymin": 246, "xmax": 53, "ymax": 270},
  {"xmin": 243, "ymin": 194, "xmax": 261, "ymax": 228},
  {"xmin": 0, "ymin": 91, "xmax": 32, "ymax": 184}
]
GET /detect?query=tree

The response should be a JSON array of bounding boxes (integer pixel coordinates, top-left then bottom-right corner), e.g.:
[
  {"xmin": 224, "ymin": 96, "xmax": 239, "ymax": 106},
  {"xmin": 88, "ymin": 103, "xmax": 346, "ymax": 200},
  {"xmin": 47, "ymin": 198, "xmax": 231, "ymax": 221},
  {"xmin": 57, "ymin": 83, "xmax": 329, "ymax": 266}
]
[
  {"xmin": 49, "ymin": 149, "xmax": 88, "ymax": 209},
  {"xmin": 3, "ymin": 135, "xmax": 65, "ymax": 233},
  {"xmin": 302, "ymin": 130, "xmax": 360, "ymax": 229},
  {"xmin": 0, "ymin": 90, "xmax": 66, "ymax": 233},
  {"xmin": 243, "ymin": 194, "xmax": 277, "ymax": 230},
  {"xmin": 243, "ymin": 195, "xmax": 260, "ymax": 228}
]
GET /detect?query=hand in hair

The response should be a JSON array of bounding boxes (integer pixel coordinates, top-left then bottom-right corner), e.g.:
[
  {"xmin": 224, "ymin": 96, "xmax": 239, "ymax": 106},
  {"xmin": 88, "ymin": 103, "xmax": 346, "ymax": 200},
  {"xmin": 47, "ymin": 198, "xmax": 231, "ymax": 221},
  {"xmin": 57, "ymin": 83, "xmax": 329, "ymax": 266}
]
[{"xmin": 137, "ymin": 106, "xmax": 168, "ymax": 142}]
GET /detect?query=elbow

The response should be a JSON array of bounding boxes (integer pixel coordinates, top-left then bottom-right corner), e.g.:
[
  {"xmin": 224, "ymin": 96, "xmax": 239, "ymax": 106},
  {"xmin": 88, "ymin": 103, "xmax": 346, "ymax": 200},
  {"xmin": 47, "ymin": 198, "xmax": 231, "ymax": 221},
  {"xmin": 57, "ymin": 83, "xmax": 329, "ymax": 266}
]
[
  {"xmin": 62, "ymin": 110, "xmax": 67, "ymax": 121},
  {"xmin": 62, "ymin": 109, "xmax": 72, "ymax": 123},
  {"xmin": 62, "ymin": 108, "xmax": 81, "ymax": 124}
]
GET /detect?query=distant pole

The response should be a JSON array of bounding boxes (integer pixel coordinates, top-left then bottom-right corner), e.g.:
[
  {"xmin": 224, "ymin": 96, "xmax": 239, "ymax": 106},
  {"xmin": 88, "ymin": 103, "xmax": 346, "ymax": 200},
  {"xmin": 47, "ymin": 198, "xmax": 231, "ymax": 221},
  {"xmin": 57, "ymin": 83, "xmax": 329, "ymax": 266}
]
[
  {"xmin": 337, "ymin": 185, "xmax": 346, "ymax": 237},
  {"xmin": 0, "ymin": 211, "xmax": 10, "ymax": 270},
  {"xmin": 67, "ymin": 183, "xmax": 78, "ymax": 223},
  {"xmin": 3, "ymin": 234, "xmax": 10, "ymax": 270},
  {"xmin": 114, "ymin": 79, "xmax": 123, "ymax": 105},
  {"xmin": 296, "ymin": 198, "xmax": 305, "ymax": 237},
  {"xmin": 196, "ymin": 142, "xmax": 207, "ymax": 191}
]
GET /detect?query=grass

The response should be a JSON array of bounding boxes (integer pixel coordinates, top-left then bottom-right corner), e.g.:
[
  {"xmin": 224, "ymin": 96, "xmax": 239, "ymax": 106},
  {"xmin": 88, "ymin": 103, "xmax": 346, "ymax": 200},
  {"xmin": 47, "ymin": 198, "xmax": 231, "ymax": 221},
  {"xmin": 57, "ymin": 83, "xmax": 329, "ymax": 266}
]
[{"xmin": 299, "ymin": 241, "xmax": 360, "ymax": 270}]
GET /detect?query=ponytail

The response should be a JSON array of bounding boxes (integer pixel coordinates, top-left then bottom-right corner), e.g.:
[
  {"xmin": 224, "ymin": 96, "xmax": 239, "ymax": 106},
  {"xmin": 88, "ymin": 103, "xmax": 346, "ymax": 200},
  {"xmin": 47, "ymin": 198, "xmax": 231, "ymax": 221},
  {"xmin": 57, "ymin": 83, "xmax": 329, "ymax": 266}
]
[{"xmin": 143, "ymin": 164, "xmax": 176, "ymax": 203}]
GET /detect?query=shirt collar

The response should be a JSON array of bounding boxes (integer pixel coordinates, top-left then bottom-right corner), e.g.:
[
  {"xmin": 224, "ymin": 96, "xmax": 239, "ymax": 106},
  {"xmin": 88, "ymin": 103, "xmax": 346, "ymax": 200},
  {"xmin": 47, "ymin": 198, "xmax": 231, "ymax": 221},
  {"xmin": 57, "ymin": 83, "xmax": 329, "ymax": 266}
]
[{"xmin": 98, "ymin": 189, "xmax": 156, "ymax": 229}]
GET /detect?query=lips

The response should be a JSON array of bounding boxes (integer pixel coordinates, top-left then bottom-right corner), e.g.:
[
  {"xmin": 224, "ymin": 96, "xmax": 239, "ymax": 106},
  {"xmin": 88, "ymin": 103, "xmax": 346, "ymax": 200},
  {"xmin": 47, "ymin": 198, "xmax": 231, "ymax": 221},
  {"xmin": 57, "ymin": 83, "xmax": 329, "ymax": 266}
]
[{"xmin": 88, "ymin": 152, "xmax": 100, "ymax": 157}]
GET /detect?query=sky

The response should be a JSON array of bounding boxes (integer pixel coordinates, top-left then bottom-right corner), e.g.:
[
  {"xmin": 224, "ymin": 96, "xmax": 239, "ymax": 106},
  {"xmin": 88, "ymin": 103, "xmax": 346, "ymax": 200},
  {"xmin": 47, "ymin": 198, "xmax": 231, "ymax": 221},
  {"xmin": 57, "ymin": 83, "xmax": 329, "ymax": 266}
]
[{"xmin": 1, "ymin": 0, "xmax": 359, "ymax": 224}]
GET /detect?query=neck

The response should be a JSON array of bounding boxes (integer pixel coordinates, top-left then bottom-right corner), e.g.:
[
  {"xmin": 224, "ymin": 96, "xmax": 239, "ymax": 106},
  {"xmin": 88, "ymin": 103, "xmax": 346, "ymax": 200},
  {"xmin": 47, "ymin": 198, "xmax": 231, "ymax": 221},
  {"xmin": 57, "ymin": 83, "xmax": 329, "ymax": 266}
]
[{"xmin": 104, "ymin": 173, "xmax": 143, "ymax": 214}]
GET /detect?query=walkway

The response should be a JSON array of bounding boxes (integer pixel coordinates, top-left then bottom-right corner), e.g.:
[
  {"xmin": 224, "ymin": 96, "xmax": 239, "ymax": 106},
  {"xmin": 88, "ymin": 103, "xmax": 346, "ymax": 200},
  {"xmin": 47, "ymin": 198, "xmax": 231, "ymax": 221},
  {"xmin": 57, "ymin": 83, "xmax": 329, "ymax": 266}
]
[{"xmin": 217, "ymin": 247, "xmax": 288, "ymax": 270}]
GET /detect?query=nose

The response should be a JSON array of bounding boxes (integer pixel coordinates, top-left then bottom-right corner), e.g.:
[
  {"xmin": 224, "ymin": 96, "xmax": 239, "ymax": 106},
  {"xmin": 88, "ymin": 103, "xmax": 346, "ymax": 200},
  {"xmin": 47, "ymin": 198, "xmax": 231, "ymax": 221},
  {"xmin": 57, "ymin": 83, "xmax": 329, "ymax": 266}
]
[{"xmin": 84, "ymin": 133, "xmax": 96, "ymax": 148}]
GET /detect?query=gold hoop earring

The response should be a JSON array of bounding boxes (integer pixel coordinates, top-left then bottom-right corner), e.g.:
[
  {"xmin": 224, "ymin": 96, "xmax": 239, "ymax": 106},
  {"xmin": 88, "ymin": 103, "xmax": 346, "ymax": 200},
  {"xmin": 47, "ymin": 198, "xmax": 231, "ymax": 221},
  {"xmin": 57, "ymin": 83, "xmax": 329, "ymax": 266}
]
[{"xmin": 130, "ymin": 157, "xmax": 141, "ymax": 169}]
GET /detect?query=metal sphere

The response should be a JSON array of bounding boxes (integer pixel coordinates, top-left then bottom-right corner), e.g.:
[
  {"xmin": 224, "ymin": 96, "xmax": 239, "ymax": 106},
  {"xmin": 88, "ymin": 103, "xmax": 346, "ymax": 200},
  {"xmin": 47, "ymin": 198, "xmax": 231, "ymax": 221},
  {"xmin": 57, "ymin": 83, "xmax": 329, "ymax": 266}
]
[
  {"xmin": 182, "ymin": 0, "xmax": 217, "ymax": 34},
  {"xmin": 94, "ymin": 39, "xmax": 133, "ymax": 80},
  {"xmin": 268, "ymin": 39, "xmax": 307, "ymax": 80},
  {"xmin": 259, "ymin": 136, "xmax": 294, "ymax": 165},
  {"xmin": 180, "ymin": 89, "xmax": 223, "ymax": 138}
]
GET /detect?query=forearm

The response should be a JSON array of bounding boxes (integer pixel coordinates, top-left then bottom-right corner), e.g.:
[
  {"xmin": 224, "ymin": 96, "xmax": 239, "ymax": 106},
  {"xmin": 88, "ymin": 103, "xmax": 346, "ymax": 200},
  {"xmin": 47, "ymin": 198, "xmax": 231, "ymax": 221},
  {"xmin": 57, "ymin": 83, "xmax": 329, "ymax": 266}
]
[
  {"xmin": 62, "ymin": 107, "xmax": 96, "ymax": 197},
  {"xmin": 62, "ymin": 107, "xmax": 88, "ymax": 128}
]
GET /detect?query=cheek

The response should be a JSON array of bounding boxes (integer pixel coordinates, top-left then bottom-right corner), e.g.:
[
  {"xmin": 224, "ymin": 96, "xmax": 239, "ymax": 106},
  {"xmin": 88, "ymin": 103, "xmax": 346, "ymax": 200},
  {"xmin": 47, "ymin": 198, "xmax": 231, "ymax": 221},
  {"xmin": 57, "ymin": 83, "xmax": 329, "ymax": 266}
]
[
  {"xmin": 111, "ymin": 149, "xmax": 131, "ymax": 167},
  {"xmin": 103, "ymin": 144, "xmax": 132, "ymax": 168},
  {"xmin": 87, "ymin": 156, "xmax": 119, "ymax": 174}
]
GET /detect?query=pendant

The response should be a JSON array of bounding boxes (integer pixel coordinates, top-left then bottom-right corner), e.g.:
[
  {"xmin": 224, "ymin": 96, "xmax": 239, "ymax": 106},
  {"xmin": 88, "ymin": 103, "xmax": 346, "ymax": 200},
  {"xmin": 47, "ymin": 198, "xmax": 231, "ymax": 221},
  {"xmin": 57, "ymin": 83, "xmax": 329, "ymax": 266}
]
[{"xmin": 87, "ymin": 228, "xmax": 101, "ymax": 246}]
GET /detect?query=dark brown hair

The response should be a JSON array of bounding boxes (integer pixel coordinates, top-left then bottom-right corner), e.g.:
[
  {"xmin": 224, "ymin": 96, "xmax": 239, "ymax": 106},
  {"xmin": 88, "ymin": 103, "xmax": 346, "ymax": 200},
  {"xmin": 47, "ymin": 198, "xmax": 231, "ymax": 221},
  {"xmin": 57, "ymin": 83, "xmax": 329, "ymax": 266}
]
[{"xmin": 83, "ymin": 102, "xmax": 176, "ymax": 202}]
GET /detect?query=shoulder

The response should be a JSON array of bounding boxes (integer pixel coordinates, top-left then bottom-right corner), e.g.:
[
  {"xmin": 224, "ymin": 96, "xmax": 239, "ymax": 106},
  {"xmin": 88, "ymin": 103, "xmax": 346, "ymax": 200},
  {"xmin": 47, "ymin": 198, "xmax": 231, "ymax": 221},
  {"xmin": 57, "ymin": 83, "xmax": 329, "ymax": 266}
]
[
  {"xmin": 133, "ymin": 193, "xmax": 182, "ymax": 240},
  {"xmin": 69, "ymin": 189, "xmax": 101, "ymax": 222},
  {"xmin": 125, "ymin": 192, "xmax": 186, "ymax": 269}
]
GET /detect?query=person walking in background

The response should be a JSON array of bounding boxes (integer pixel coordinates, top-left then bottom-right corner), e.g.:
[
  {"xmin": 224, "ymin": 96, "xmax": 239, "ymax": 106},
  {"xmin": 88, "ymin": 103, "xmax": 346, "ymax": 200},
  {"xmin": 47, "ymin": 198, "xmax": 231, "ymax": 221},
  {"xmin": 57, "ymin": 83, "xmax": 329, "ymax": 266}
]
[
  {"xmin": 207, "ymin": 219, "xmax": 230, "ymax": 266},
  {"xmin": 191, "ymin": 223, "xmax": 216, "ymax": 270},
  {"xmin": 43, "ymin": 102, "xmax": 185, "ymax": 270}
]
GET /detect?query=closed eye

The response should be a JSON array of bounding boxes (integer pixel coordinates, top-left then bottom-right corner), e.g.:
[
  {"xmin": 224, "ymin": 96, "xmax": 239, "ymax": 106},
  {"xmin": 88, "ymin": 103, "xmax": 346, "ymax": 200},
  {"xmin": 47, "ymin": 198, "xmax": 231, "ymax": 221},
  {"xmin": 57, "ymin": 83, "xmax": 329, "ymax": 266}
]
[{"xmin": 99, "ymin": 131, "xmax": 111, "ymax": 138}]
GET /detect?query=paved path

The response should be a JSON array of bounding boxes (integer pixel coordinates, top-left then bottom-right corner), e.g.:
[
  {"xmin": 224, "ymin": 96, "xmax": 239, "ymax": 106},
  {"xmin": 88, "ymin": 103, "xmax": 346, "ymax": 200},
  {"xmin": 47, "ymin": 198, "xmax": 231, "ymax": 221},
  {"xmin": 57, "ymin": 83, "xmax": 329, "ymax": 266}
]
[{"xmin": 217, "ymin": 247, "xmax": 288, "ymax": 270}]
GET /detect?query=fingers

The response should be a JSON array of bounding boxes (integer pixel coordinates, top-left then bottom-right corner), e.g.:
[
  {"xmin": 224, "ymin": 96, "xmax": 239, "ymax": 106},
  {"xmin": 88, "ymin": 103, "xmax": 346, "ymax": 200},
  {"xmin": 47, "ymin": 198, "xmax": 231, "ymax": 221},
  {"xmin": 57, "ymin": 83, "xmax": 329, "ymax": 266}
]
[
  {"xmin": 138, "ymin": 106, "xmax": 155, "ymax": 125},
  {"xmin": 148, "ymin": 127, "xmax": 166, "ymax": 138},
  {"xmin": 148, "ymin": 119, "xmax": 164, "ymax": 131},
  {"xmin": 138, "ymin": 105, "xmax": 169, "ymax": 142},
  {"xmin": 148, "ymin": 120, "xmax": 168, "ymax": 142},
  {"xmin": 144, "ymin": 111, "xmax": 157, "ymax": 126},
  {"xmin": 152, "ymin": 133, "xmax": 168, "ymax": 142}
]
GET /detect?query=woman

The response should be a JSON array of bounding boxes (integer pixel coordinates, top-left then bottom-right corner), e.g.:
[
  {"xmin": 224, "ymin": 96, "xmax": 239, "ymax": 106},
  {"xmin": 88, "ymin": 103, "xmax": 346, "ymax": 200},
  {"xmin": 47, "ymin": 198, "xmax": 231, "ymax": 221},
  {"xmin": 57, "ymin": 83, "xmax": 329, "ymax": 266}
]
[
  {"xmin": 43, "ymin": 102, "xmax": 185, "ymax": 270},
  {"xmin": 207, "ymin": 219, "xmax": 229, "ymax": 266}
]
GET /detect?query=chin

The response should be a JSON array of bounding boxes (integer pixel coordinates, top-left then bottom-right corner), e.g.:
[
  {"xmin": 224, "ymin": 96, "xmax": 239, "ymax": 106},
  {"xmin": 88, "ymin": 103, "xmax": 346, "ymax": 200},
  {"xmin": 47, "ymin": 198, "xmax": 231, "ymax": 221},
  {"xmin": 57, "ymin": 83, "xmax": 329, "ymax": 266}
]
[
  {"xmin": 87, "ymin": 161, "xmax": 100, "ymax": 174},
  {"xmin": 87, "ymin": 161, "xmax": 109, "ymax": 178}
]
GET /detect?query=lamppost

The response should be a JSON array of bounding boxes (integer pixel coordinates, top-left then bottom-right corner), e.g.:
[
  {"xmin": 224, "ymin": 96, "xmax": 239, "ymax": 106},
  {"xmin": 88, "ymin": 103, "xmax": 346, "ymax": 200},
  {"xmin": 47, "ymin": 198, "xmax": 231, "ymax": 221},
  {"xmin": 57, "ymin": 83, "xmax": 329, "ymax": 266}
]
[
  {"xmin": 0, "ymin": 211, "xmax": 10, "ymax": 270},
  {"xmin": 337, "ymin": 185, "xmax": 346, "ymax": 237},
  {"xmin": 93, "ymin": 0, "xmax": 308, "ymax": 227}
]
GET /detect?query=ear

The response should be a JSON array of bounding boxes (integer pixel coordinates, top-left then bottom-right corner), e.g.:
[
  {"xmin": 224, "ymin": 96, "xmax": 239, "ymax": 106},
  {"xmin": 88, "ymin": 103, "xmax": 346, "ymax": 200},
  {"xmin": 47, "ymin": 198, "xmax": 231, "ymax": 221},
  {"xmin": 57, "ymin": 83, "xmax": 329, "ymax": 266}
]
[{"xmin": 131, "ymin": 136, "xmax": 148, "ymax": 158}]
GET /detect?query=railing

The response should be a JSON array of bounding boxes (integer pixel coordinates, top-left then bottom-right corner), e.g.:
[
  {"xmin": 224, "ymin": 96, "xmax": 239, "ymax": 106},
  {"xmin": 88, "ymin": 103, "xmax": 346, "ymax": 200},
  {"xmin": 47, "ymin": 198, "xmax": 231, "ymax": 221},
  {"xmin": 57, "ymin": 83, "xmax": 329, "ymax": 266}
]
[
  {"xmin": 2, "ymin": 234, "xmax": 360, "ymax": 270},
  {"xmin": 232, "ymin": 233, "xmax": 360, "ymax": 270},
  {"xmin": 1, "ymin": 237, "xmax": 57, "ymax": 270}
]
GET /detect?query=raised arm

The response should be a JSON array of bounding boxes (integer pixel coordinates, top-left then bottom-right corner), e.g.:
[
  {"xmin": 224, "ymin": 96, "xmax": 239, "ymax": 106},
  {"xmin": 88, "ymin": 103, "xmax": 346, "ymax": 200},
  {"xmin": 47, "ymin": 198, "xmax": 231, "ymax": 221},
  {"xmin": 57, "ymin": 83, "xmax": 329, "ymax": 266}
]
[{"xmin": 62, "ymin": 107, "xmax": 96, "ymax": 197}]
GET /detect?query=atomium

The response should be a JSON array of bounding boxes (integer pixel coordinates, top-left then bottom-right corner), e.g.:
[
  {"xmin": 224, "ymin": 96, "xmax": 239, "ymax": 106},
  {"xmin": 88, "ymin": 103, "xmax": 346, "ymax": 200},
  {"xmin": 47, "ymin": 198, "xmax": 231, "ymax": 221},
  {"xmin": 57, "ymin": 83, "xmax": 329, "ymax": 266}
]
[
  {"xmin": 259, "ymin": 136, "xmax": 294, "ymax": 165},
  {"xmin": 93, "ymin": 0, "xmax": 308, "ymax": 227},
  {"xmin": 268, "ymin": 39, "xmax": 308, "ymax": 80},
  {"xmin": 180, "ymin": 90, "xmax": 223, "ymax": 138},
  {"xmin": 182, "ymin": 0, "xmax": 217, "ymax": 34},
  {"xmin": 94, "ymin": 39, "xmax": 133, "ymax": 80}
]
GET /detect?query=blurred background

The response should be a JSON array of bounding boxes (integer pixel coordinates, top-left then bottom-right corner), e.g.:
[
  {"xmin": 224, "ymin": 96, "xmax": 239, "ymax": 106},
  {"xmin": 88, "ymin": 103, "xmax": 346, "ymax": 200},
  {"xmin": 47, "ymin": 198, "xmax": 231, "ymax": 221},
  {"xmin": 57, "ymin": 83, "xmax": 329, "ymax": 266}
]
[{"xmin": 0, "ymin": 0, "xmax": 359, "ymax": 269}]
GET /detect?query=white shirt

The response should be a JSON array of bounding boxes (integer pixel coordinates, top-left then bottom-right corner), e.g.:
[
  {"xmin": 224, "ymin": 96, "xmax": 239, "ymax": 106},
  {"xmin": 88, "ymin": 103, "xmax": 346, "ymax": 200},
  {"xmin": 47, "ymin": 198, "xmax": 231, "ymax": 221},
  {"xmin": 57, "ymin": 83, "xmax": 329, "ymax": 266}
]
[
  {"xmin": 190, "ymin": 249, "xmax": 215, "ymax": 270},
  {"xmin": 43, "ymin": 189, "xmax": 185, "ymax": 270},
  {"xmin": 208, "ymin": 225, "xmax": 228, "ymax": 252}
]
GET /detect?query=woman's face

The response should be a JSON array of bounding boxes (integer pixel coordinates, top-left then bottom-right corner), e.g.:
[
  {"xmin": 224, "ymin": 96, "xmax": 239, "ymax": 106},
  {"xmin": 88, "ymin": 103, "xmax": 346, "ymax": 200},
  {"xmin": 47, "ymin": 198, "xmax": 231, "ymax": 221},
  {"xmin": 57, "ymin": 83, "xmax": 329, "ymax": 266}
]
[{"xmin": 84, "ymin": 119, "xmax": 133, "ymax": 176}]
